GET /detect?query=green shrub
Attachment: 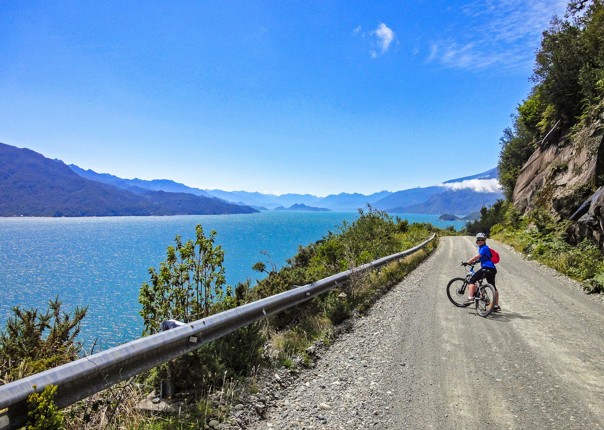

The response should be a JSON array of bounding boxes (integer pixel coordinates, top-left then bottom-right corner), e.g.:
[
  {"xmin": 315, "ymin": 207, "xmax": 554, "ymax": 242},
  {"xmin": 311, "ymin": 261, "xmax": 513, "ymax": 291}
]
[
  {"xmin": 0, "ymin": 298, "xmax": 87, "ymax": 383},
  {"xmin": 214, "ymin": 323, "xmax": 266, "ymax": 375},
  {"xmin": 465, "ymin": 200, "xmax": 508, "ymax": 236},
  {"xmin": 324, "ymin": 291, "xmax": 351, "ymax": 325},
  {"xmin": 26, "ymin": 385, "xmax": 64, "ymax": 430}
]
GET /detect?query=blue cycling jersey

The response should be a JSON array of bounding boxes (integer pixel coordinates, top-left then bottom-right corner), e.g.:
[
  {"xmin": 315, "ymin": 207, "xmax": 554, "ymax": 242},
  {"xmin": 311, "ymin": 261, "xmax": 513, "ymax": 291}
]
[{"xmin": 478, "ymin": 244, "xmax": 496, "ymax": 269}]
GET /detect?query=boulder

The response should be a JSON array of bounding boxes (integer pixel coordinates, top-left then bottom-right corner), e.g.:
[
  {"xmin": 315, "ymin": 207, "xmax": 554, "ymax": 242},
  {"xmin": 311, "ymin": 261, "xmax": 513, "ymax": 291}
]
[{"xmin": 568, "ymin": 186, "xmax": 604, "ymax": 250}]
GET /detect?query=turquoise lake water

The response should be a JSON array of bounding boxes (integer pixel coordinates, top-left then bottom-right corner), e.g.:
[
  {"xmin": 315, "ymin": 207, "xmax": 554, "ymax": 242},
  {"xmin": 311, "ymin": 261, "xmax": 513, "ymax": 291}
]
[{"xmin": 0, "ymin": 212, "xmax": 465, "ymax": 351}]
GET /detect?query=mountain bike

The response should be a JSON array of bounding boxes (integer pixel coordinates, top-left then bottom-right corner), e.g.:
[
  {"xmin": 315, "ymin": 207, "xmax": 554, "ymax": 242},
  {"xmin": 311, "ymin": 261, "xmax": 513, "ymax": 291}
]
[{"xmin": 446, "ymin": 263, "xmax": 496, "ymax": 317}]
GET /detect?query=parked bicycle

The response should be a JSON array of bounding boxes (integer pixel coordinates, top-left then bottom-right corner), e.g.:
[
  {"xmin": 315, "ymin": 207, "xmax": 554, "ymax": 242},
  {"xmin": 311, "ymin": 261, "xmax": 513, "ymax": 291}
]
[{"xmin": 446, "ymin": 262, "xmax": 496, "ymax": 317}]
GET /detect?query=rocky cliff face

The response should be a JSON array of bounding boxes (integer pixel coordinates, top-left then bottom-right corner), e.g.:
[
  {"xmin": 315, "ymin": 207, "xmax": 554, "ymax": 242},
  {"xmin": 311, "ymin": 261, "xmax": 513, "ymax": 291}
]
[{"xmin": 512, "ymin": 102, "xmax": 604, "ymax": 248}]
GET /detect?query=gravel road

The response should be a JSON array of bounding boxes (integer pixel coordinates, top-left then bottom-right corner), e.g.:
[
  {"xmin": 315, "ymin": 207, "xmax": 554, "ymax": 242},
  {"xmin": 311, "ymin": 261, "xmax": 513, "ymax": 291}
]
[{"xmin": 247, "ymin": 236, "xmax": 604, "ymax": 430}]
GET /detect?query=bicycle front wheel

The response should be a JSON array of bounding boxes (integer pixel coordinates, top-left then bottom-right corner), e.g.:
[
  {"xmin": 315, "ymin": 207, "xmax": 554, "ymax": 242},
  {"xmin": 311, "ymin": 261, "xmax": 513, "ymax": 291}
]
[
  {"xmin": 446, "ymin": 277, "xmax": 470, "ymax": 307},
  {"xmin": 475, "ymin": 283, "xmax": 495, "ymax": 317}
]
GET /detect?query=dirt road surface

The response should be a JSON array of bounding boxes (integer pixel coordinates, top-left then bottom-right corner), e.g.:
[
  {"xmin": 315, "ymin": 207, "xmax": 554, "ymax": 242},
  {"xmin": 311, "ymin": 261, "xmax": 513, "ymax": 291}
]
[{"xmin": 252, "ymin": 236, "xmax": 604, "ymax": 429}]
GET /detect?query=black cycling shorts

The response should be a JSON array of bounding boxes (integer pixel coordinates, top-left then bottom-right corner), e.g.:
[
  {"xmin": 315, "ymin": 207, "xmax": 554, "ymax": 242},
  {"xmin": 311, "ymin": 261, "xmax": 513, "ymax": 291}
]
[{"xmin": 470, "ymin": 267, "xmax": 497, "ymax": 289}]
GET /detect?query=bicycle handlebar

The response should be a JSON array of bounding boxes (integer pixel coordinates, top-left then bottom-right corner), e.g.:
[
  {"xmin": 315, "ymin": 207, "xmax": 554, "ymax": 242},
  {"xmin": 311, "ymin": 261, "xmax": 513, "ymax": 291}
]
[{"xmin": 461, "ymin": 261, "xmax": 477, "ymax": 276}]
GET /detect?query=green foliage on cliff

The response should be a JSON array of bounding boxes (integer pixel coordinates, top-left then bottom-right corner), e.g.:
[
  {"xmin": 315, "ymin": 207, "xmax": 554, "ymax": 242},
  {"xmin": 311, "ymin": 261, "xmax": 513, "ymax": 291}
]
[
  {"xmin": 498, "ymin": 0, "xmax": 604, "ymax": 198},
  {"xmin": 498, "ymin": 124, "xmax": 537, "ymax": 200},
  {"xmin": 465, "ymin": 200, "xmax": 510, "ymax": 235},
  {"xmin": 486, "ymin": 1, "xmax": 604, "ymax": 289},
  {"xmin": 530, "ymin": 0, "xmax": 604, "ymax": 129}
]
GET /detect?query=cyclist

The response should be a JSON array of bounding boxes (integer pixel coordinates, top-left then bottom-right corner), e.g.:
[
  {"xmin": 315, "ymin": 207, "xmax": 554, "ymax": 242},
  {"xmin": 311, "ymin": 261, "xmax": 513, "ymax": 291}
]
[{"xmin": 465, "ymin": 232, "xmax": 500, "ymax": 311}]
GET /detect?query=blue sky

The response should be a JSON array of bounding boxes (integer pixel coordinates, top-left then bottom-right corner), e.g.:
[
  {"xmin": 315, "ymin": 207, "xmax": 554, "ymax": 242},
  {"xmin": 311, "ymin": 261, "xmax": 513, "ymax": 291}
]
[{"xmin": 1, "ymin": 0, "xmax": 567, "ymax": 196}]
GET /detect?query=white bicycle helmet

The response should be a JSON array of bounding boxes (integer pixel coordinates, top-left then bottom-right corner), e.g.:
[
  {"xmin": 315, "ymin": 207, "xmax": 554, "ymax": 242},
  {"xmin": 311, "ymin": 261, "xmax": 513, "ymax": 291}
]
[{"xmin": 476, "ymin": 232, "xmax": 487, "ymax": 240}]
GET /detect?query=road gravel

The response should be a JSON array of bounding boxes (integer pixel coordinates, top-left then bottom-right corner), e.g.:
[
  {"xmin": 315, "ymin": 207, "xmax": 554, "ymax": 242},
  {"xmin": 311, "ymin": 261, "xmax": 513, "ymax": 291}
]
[{"xmin": 247, "ymin": 236, "xmax": 604, "ymax": 429}]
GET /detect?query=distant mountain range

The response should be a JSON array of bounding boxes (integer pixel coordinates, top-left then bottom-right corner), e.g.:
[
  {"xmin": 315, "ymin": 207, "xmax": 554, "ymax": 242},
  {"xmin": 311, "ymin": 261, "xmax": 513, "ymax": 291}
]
[
  {"xmin": 0, "ymin": 142, "xmax": 503, "ymax": 217},
  {"xmin": 71, "ymin": 163, "xmax": 502, "ymax": 215}
]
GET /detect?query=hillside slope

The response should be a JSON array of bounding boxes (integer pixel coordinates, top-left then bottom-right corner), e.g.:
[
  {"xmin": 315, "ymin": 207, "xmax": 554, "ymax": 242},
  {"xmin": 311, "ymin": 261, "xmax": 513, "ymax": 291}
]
[
  {"xmin": 69, "ymin": 165, "xmax": 214, "ymax": 197},
  {"xmin": 497, "ymin": 2, "xmax": 604, "ymax": 251},
  {"xmin": 0, "ymin": 143, "xmax": 257, "ymax": 216}
]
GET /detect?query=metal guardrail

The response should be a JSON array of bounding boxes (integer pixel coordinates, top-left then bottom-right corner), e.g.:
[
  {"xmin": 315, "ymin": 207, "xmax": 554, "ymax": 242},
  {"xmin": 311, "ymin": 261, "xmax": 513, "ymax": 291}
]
[{"xmin": 0, "ymin": 233, "xmax": 436, "ymax": 429}]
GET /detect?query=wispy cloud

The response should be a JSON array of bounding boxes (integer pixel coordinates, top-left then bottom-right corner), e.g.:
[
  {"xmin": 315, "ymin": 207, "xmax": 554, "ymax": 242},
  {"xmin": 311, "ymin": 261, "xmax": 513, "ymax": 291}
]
[
  {"xmin": 440, "ymin": 178, "xmax": 502, "ymax": 193},
  {"xmin": 427, "ymin": 0, "xmax": 567, "ymax": 71}
]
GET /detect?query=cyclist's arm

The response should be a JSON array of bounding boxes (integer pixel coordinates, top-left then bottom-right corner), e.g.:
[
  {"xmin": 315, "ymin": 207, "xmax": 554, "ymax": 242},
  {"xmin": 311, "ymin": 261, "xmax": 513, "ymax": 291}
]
[{"xmin": 466, "ymin": 253, "xmax": 481, "ymax": 265}]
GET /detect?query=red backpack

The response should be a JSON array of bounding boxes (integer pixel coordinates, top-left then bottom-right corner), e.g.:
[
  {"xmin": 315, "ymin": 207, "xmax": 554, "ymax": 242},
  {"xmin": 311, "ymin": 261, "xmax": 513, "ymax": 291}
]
[{"xmin": 489, "ymin": 248, "xmax": 500, "ymax": 264}]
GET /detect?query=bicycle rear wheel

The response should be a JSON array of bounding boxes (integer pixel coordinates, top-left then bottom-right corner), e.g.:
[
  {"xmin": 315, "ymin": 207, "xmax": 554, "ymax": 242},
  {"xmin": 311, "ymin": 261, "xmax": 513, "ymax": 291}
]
[
  {"xmin": 475, "ymin": 283, "xmax": 495, "ymax": 317},
  {"xmin": 446, "ymin": 277, "xmax": 470, "ymax": 307}
]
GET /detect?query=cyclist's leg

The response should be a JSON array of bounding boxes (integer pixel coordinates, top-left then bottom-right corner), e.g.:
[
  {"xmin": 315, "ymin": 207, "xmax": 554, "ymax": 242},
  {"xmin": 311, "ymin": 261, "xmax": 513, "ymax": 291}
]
[
  {"xmin": 468, "ymin": 269, "xmax": 483, "ymax": 300},
  {"xmin": 485, "ymin": 268, "xmax": 499, "ymax": 307}
]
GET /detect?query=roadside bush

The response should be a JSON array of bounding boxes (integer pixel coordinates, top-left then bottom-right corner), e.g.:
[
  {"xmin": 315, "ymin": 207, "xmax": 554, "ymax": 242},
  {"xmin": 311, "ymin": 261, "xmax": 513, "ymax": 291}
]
[
  {"xmin": 0, "ymin": 297, "xmax": 87, "ymax": 383},
  {"xmin": 214, "ymin": 323, "xmax": 266, "ymax": 375},
  {"xmin": 324, "ymin": 290, "xmax": 352, "ymax": 325},
  {"xmin": 26, "ymin": 385, "xmax": 63, "ymax": 430},
  {"xmin": 249, "ymin": 209, "xmax": 437, "ymax": 364}
]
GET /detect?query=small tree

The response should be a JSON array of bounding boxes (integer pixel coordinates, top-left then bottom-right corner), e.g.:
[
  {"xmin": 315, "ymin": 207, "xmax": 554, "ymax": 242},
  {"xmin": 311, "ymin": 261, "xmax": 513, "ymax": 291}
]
[
  {"xmin": 139, "ymin": 224, "xmax": 264, "ymax": 396},
  {"xmin": 465, "ymin": 200, "xmax": 508, "ymax": 236},
  {"xmin": 139, "ymin": 224, "xmax": 226, "ymax": 335}
]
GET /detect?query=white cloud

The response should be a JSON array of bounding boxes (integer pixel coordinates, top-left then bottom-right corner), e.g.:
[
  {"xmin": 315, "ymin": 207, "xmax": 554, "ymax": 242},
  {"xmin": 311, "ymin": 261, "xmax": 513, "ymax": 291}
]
[
  {"xmin": 427, "ymin": 0, "xmax": 568, "ymax": 71},
  {"xmin": 358, "ymin": 23, "xmax": 396, "ymax": 58},
  {"xmin": 374, "ymin": 23, "xmax": 395, "ymax": 53},
  {"xmin": 440, "ymin": 178, "xmax": 502, "ymax": 193}
]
